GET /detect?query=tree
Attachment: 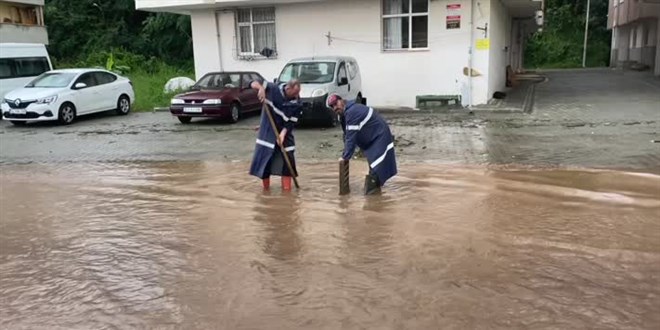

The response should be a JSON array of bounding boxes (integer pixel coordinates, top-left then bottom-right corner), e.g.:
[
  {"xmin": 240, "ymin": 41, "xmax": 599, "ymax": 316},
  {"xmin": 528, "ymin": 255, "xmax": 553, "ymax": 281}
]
[
  {"xmin": 44, "ymin": 0, "xmax": 192, "ymax": 67},
  {"xmin": 525, "ymin": 0, "xmax": 611, "ymax": 68}
]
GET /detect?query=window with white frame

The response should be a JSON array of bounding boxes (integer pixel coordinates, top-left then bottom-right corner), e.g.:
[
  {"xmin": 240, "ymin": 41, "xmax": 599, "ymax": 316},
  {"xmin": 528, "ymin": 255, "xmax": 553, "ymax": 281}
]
[
  {"xmin": 382, "ymin": 0, "xmax": 429, "ymax": 50},
  {"xmin": 236, "ymin": 8, "xmax": 277, "ymax": 56}
]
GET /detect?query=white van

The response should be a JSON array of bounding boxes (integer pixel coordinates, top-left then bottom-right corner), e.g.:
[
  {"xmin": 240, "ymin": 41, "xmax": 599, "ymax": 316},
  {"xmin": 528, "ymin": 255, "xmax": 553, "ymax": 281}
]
[
  {"xmin": 276, "ymin": 56, "xmax": 365, "ymax": 127},
  {"xmin": 0, "ymin": 43, "xmax": 53, "ymax": 99}
]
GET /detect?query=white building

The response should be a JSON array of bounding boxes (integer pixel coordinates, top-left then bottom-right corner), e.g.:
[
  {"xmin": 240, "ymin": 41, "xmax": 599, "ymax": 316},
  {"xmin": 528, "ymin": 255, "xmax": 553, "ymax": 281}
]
[
  {"xmin": 0, "ymin": 0, "xmax": 48, "ymax": 44},
  {"xmin": 608, "ymin": 0, "xmax": 660, "ymax": 76},
  {"xmin": 136, "ymin": 0, "xmax": 543, "ymax": 108}
]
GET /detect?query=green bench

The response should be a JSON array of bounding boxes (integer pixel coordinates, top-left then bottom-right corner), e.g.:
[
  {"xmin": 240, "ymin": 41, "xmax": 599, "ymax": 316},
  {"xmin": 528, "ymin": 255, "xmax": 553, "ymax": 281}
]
[{"xmin": 416, "ymin": 95, "xmax": 462, "ymax": 109}]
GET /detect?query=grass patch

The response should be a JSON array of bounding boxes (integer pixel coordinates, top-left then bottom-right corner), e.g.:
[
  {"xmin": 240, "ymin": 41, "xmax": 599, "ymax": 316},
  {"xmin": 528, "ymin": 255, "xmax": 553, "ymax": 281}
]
[{"xmin": 127, "ymin": 68, "xmax": 194, "ymax": 112}]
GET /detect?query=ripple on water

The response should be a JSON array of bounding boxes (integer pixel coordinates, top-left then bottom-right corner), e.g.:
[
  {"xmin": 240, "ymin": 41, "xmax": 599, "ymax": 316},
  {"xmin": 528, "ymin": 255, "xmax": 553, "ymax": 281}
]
[{"xmin": 1, "ymin": 160, "xmax": 659, "ymax": 329}]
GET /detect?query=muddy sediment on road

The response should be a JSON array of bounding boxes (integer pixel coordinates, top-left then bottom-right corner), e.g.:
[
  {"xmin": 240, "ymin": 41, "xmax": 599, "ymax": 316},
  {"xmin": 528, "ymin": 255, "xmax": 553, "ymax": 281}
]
[{"xmin": 1, "ymin": 161, "xmax": 659, "ymax": 329}]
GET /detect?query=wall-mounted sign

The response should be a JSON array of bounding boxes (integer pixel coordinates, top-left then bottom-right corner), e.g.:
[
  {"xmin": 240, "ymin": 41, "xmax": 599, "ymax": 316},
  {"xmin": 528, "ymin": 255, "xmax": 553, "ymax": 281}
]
[
  {"xmin": 447, "ymin": 4, "xmax": 461, "ymax": 11},
  {"xmin": 446, "ymin": 4, "xmax": 462, "ymax": 30},
  {"xmin": 476, "ymin": 38, "xmax": 490, "ymax": 50},
  {"xmin": 447, "ymin": 15, "xmax": 461, "ymax": 29}
]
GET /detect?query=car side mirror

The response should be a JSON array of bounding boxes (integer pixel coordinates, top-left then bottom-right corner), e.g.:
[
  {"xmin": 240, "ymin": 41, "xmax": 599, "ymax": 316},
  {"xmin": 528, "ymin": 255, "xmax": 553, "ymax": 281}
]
[
  {"xmin": 74, "ymin": 82, "xmax": 87, "ymax": 89},
  {"xmin": 273, "ymin": 78, "xmax": 279, "ymax": 83},
  {"xmin": 339, "ymin": 77, "xmax": 348, "ymax": 86}
]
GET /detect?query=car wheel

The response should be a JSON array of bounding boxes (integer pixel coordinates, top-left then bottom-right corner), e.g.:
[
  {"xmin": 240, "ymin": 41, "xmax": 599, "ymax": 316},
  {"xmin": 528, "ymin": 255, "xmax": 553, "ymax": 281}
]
[
  {"xmin": 58, "ymin": 103, "xmax": 76, "ymax": 125},
  {"xmin": 178, "ymin": 116, "xmax": 192, "ymax": 124},
  {"xmin": 10, "ymin": 121, "xmax": 27, "ymax": 126},
  {"xmin": 229, "ymin": 103, "xmax": 240, "ymax": 123},
  {"xmin": 116, "ymin": 95, "xmax": 131, "ymax": 115}
]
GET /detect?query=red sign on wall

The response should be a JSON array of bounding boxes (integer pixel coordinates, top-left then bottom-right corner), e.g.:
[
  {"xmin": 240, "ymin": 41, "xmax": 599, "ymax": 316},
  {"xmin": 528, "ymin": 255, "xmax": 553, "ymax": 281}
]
[
  {"xmin": 446, "ymin": 4, "xmax": 462, "ymax": 29},
  {"xmin": 447, "ymin": 15, "xmax": 461, "ymax": 29}
]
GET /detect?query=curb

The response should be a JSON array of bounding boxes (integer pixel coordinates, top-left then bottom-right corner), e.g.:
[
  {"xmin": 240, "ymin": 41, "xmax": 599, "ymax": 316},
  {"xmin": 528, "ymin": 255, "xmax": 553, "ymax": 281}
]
[
  {"xmin": 522, "ymin": 82, "xmax": 536, "ymax": 114},
  {"xmin": 375, "ymin": 108, "xmax": 448, "ymax": 114},
  {"xmin": 153, "ymin": 107, "xmax": 170, "ymax": 113},
  {"xmin": 522, "ymin": 76, "xmax": 547, "ymax": 114}
]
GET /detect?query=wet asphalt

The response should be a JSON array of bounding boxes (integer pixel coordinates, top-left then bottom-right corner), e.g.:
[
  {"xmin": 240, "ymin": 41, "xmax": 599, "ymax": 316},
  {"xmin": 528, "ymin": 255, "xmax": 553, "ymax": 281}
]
[{"xmin": 1, "ymin": 69, "xmax": 658, "ymax": 172}]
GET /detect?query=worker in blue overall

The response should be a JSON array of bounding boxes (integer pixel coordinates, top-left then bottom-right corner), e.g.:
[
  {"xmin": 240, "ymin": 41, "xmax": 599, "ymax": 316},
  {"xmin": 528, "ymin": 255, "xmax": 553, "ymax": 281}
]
[
  {"xmin": 327, "ymin": 94, "xmax": 397, "ymax": 195},
  {"xmin": 248, "ymin": 79, "xmax": 302, "ymax": 191}
]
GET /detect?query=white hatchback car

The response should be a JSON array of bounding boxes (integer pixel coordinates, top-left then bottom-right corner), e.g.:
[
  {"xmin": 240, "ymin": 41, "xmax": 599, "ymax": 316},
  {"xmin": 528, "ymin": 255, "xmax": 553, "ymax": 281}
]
[{"xmin": 1, "ymin": 69, "xmax": 135, "ymax": 126}]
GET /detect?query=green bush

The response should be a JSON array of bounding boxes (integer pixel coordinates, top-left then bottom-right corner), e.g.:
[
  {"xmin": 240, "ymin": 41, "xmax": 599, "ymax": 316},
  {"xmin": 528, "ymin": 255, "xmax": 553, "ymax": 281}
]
[
  {"xmin": 524, "ymin": 0, "xmax": 611, "ymax": 69},
  {"xmin": 54, "ymin": 50, "xmax": 194, "ymax": 112},
  {"xmin": 129, "ymin": 69, "xmax": 194, "ymax": 112}
]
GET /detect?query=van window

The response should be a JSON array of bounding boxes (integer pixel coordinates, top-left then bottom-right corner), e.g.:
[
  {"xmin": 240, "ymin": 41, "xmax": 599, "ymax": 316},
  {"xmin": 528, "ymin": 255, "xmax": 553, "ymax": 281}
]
[
  {"xmin": 337, "ymin": 63, "xmax": 348, "ymax": 84},
  {"xmin": 0, "ymin": 60, "xmax": 12, "ymax": 79},
  {"xmin": 0, "ymin": 57, "xmax": 50, "ymax": 79},
  {"xmin": 278, "ymin": 62, "xmax": 337, "ymax": 84}
]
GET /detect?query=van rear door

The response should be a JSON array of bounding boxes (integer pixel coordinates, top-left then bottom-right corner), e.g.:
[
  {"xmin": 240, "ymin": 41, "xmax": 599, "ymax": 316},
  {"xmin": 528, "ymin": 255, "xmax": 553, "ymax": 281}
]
[{"xmin": 0, "ymin": 44, "xmax": 53, "ymax": 99}]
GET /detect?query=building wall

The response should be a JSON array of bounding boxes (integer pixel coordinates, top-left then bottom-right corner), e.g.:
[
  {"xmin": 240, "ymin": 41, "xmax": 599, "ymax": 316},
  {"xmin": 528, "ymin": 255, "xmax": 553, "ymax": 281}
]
[
  {"xmin": 613, "ymin": 18, "xmax": 658, "ymax": 71},
  {"xmin": 488, "ymin": 0, "xmax": 510, "ymax": 98},
  {"xmin": 616, "ymin": 25, "xmax": 631, "ymax": 63},
  {"xmin": 0, "ymin": 23, "xmax": 47, "ymax": 44},
  {"xmin": 609, "ymin": 1, "xmax": 660, "ymax": 75},
  {"xmin": 0, "ymin": 0, "xmax": 47, "ymax": 44},
  {"xmin": 641, "ymin": 19, "xmax": 657, "ymax": 69},
  {"xmin": 190, "ymin": 11, "xmax": 223, "ymax": 78},
  {"xmin": 190, "ymin": 0, "xmax": 496, "ymax": 108},
  {"xmin": 629, "ymin": 23, "xmax": 642, "ymax": 62},
  {"xmin": 9, "ymin": 0, "xmax": 44, "ymax": 5},
  {"xmin": 508, "ymin": 18, "xmax": 531, "ymax": 73}
]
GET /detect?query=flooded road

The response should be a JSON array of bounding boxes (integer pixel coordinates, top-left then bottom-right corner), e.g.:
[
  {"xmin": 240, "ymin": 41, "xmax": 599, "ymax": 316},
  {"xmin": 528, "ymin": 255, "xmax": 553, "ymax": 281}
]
[{"xmin": 1, "ymin": 161, "xmax": 659, "ymax": 329}]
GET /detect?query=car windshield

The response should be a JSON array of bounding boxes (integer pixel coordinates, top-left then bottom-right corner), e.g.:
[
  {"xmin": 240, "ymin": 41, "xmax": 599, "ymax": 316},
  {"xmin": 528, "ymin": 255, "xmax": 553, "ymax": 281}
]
[
  {"xmin": 26, "ymin": 72, "xmax": 77, "ymax": 88},
  {"xmin": 194, "ymin": 73, "xmax": 241, "ymax": 89},
  {"xmin": 278, "ymin": 62, "xmax": 336, "ymax": 84}
]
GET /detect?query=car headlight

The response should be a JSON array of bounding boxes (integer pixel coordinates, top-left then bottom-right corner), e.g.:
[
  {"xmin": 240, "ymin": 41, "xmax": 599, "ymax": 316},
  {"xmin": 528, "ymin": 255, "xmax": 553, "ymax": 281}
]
[
  {"xmin": 311, "ymin": 89, "xmax": 327, "ymax": 98},
  {"xmin": 36, "ymin": 95, "xmax": 57, "ymax": 104},
  {"xmin": 171, "ymin": 98, "xmax": 185, "ymax": 105},
  {"xmin": 203, "ymin": 99, "xmax": 222, "ymax": 105}
]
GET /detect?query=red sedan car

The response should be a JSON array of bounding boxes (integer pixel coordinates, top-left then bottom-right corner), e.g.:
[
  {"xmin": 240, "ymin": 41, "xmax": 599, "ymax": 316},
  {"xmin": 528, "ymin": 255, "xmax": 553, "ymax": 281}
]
[{"xmin": 170, "ymin": 71, "xmax": 265, "ymax": 124}]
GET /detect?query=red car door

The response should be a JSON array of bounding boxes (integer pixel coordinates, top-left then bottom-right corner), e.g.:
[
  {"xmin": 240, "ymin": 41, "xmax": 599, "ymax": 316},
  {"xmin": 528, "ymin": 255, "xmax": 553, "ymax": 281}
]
[{"xmin": 240, "ymin": 73, "xmax": 260, "ymax": 112}]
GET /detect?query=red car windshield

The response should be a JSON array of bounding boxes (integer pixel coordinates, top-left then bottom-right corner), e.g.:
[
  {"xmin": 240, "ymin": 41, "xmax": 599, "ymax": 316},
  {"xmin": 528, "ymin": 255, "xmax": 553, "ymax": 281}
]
[{"xmin": 194, "ymin": 73, "xmax": 242, "ymax": 89}]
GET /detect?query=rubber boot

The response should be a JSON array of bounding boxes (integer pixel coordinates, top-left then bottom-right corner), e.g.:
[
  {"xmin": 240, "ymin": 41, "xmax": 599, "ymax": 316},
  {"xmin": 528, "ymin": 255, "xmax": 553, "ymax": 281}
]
[
  {"xmin": 282, "ymin": 176, "xmax": 292, "ymax": 191},
  {"xmin": 262, "ymin": 178, "xmax": 271, "ymax": 190},
  {"xmin": 364, "ymin": 173, "xmax": 381, "ymax": 195}
]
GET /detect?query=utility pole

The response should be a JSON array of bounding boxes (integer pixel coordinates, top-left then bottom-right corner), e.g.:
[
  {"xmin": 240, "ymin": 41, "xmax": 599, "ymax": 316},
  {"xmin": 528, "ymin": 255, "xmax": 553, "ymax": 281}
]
[{"xmin": 582, "ymin": 0, "xmax": 591, "ymax": 68}]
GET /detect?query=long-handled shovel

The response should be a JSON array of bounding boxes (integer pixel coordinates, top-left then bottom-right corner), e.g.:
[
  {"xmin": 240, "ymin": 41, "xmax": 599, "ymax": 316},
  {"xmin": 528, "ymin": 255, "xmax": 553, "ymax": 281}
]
[{"xmin": 262, "ymin": 102, "xmax": 300, "ymax": 189}]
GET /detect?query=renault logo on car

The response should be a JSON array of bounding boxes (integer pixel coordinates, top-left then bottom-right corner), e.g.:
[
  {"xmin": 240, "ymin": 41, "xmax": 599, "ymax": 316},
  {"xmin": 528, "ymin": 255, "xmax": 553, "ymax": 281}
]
[{"xmin": 15, "ymin": 99, "xmax": 21, "ymax": 107}]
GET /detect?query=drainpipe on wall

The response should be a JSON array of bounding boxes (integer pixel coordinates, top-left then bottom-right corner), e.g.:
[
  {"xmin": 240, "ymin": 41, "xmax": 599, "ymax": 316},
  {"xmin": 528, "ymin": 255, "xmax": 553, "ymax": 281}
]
[
  {"xmin": 215, "ymin": 11, "xmax": 224, "ymax": 71},
  {"xmin": 467, "ymin": 0, "xmax": 475, "ymax": 108}
]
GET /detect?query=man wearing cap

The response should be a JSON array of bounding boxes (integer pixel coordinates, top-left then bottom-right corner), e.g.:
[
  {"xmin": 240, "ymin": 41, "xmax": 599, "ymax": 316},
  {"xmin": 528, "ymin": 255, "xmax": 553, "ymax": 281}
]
[
  {"xmin": 327, "ymin": 94, "xmax": 397, "ymax": 195},
  {"xmin": 248, "ymin": 78, "xmax": 302, "ymax": 191}
]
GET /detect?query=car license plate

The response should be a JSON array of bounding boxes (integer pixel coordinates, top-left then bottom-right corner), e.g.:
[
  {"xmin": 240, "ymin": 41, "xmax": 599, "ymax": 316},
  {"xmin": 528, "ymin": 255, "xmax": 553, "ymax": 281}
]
[
  {"xmin": 183, "ymin": 107, "xmax": 202, "ymax": 113},
  {"xmin": 10, "ymin": 109, "xmax": 27, "ymax": 115}
]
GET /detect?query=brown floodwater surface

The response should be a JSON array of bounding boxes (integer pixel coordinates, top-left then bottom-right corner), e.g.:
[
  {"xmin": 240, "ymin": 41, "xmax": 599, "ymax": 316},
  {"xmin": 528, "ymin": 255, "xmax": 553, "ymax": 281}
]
[{"xmin": 1, "ymin": 161, "xmax": 659, "ymax": 329}]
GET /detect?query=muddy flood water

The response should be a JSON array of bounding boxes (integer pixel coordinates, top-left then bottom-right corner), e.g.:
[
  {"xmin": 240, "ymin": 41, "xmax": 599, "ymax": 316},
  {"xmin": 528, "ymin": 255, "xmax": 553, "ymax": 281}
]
[{"xmin": 1, "ymin": 161, "xmax": 659, "ymax": 329}]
